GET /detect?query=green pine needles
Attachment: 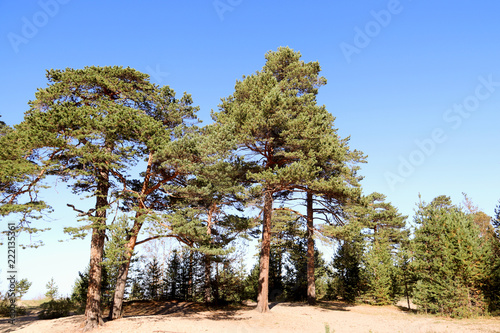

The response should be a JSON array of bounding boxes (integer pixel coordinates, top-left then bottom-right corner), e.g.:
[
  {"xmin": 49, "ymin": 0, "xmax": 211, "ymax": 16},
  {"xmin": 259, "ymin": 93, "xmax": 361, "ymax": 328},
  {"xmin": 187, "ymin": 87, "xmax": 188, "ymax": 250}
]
[{"xmin": 412, "ymin": 196, "xmax": 493, "ymax": 317}]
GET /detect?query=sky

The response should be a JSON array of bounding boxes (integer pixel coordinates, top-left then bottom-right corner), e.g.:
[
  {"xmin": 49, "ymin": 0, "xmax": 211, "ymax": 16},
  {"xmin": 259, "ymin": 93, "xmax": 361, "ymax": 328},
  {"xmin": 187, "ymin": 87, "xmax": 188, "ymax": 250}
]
[{"xmin": 1, "ymin": 0, "xmax": 499, "ymax": 299}]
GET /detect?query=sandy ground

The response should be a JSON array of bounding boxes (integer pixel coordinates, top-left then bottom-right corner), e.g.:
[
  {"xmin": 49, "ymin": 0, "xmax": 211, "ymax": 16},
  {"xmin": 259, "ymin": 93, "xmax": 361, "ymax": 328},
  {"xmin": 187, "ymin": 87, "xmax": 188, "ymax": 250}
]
[{"xmin": 1, "ymin": 300, "xmax": 499, "ymax": 333}]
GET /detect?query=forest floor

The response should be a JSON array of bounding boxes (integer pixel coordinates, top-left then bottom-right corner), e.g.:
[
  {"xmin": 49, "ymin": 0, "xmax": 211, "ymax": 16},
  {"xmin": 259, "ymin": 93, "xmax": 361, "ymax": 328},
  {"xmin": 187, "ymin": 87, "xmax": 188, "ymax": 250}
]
[{"xmin": 1, "ymin": 299, "xmax": 499, "ymax": 333}]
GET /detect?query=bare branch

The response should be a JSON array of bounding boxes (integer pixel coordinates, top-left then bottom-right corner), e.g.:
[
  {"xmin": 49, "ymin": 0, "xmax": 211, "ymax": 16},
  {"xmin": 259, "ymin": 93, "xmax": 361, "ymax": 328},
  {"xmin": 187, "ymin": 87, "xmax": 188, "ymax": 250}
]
[{"xmin": 66, "ymin": 203, "xmax": 95, "ymax": 217}]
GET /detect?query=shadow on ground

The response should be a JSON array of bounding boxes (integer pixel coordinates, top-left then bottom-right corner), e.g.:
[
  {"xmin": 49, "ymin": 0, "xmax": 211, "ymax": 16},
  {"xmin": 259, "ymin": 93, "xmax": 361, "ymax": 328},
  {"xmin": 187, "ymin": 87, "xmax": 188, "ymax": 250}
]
[
  {"xmin": 0, "ymin": 307, "xmax": 41, "ymax": 333},
  {"xmin": 0, "ymin": 308, "xmax": 83, "ymax": 333},
  {"xmin": 122, "ymin": 300, "xmax": 251, "ymax": 321},
  {"xmin": 270, "ymin": 300, "xmax": 351, "ymax": 312},
  {"xmin": 395, "ymin": 305, "xmax": 418, "ymax": 314},
  {"xmin": 3, "ymin": 299, "xmax": 407, "ymax": 332},
  {"xmin": 123, "ymin": 300, "xmax": 205, "ymax": 317}
]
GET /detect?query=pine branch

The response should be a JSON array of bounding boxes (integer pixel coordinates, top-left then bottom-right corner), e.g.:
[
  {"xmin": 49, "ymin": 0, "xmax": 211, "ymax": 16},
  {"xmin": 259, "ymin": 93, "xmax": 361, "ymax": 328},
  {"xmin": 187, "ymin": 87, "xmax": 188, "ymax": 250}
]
[{"xmin": 66, "ymin": 203, "xmax": 95, "ymax": 217}]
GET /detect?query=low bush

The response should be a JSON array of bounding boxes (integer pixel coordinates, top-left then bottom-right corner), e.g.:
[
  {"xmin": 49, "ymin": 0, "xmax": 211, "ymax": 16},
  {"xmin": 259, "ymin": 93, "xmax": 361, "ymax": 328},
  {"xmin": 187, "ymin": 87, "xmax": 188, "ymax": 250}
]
[
  {"xmin": 0, "ymin": 297, "xmax": 27, "ymax": 317},
  {"xmin": 38, "ymin": 298, "xmax": 74, "ymax": 319}
]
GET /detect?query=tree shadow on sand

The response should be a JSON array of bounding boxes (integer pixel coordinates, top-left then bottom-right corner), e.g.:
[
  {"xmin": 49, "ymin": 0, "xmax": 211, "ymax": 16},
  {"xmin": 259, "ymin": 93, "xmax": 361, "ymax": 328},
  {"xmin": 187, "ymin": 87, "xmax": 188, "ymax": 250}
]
[
  {"xmin": 0, "ymin": 311, "xmax": 83, "ymax": 333},
  {"xmin": 0, "ymin": 315, "xmax": 37, "ymax": 333},
  {"xmin": 268, "ymin": 301, "xmax": 351, "ymax": 312},
  {"xmin": 122, "ymin": 300, "xmax": 203, "ymax": 317},
  {"xmin": 394, "ymin": 304, "xmax": 417, "ymax": 314},
  {"xmin": 121, "ymin": 300, "xmax": 252, "ymax": 322}
]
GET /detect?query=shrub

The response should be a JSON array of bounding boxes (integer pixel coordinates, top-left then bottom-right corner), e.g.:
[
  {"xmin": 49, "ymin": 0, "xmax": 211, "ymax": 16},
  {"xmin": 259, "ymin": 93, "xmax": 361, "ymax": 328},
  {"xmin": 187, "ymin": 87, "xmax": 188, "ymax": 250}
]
[
  {"xmin": 0, "ymin": 296, "xmax": 27, "ymax": 317},
  {"xmin": 38, "ymin": 298, "xmax": 74, "ymax": 319}
]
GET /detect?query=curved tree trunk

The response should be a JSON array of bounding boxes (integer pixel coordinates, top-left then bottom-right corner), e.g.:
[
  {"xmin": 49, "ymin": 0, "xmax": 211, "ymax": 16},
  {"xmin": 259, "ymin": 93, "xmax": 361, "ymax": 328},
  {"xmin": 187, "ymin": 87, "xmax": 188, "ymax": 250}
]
[
  {"xmin": 256, "ymin": 190, "xmax": 273, "ymax": 313},
  {"xmin": 306, "ymin": 192, "xmax": 316, "ymax": 305},
  {"xmin": 108, "ymin": 258, "xmax": 130, "ymax": 320},
  {"xmin": 109, "ymin": 153, "xmax": 158, "ymax": 320},
  {"xmin": 108, "ymin": 236, "xmax": 136, "ymax": 319}
]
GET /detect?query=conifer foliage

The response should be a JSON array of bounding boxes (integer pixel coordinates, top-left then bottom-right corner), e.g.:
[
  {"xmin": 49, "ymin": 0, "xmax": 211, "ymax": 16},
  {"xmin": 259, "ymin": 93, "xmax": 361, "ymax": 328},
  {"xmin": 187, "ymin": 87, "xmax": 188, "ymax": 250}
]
[
  {"xmin": 213, "ymin": 46, "xmax": 364, "ymax": 312},
  {"xmin": 411, "ymin": 196, "xmax": 491, "ymax": 317},
  {"xmin": 9, "ymin": 66, "xmax": 165, "ymax": 330}
]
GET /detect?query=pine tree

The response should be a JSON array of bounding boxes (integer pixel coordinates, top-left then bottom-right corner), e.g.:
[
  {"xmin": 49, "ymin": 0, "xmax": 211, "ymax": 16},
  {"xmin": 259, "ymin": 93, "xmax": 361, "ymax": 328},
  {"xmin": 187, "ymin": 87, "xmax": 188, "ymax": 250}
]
[
  {"xmin": 214, "ymin": 255, "xmax": 248, "ymax": 304},
  {"xmin": 329, "ymin": 240, "xmax": 363, "ymax": 302},
  {"xmin": 393, "ymin": 240, "xmax": 415, "ymax": 310},
  {"xmin": 14, "ymin": 279, "xmax": 32, "ymax": 300},
  {"xmin": 283, "ymin": 237, "xmax": 327, "ymax": 302},
  {"xmin": 213, "ymin": 47, "xmax": 365, "ymax": 312},
  {"xmin": 267, "ymin": 208, "xmax": 302, "ymax": 300},
  {"xmin": 165, "ymin": 250, "xmax": 181, "ymax": 299},
  {"xmin": 45, "ymin": 278, "xmax": 58, "ymax": 300},
  {"xmin": 14, "ymin": 66, "xmax": 167, "ymax": 329},
  {"xmin": 322, "ymin": 193, "xmax": 407, "ymax": 304},
  {"xmin": 412, "ymin": 196, "xmax": 490, "ymax": 317},
  {"xmin": 360, "ymin": 193, "xmax": 407, "ymax": 305},
  {"xmin": 363, "ymin": 236, "xmax": 394, "ymax": 305},
  {"xmin": 142, "ymin": 258, "xmax": 162, "ymax": 300},
  {"xmin": 300, "ymin": 123, "xmax": 365, "ymax": 305},
  {"xmin": 127, "ymin": 256, "xmax": 146, "ymax": 301},
  {"xmin": 462, "ymin": 195, "xmax": 500, "ymax": 313},
  {"xmin": 244, "ymin": 263, "xmax": 260, "ymax": 301}
]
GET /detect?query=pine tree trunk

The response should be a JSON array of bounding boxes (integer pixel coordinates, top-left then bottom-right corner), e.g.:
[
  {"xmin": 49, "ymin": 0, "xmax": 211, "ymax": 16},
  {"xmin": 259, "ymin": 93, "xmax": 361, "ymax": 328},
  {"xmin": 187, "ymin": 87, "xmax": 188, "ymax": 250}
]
[
  {"xmin": 306, "ymin": 192, "xmax": 316, "ymax": 305},
  {"xmin": 214, "ymin": 262, "xmax": 220, "ymax": 304},
  {"xmin": 109, "ymin": 214, "xmax": 143, "ymax": 320},
  {"xmin": 256, "ymin": 190, "xmax": 273, "ymax": 313},
  {"xmin": 83, "ymin": 172, "xmax": 109, "ymax": 331},
  {"xmin": 204, "ymin": 212, "xmax": 214, "ymax": 304},
  {"xmin": 204, "ymin": 255, "xmax": 211, "ymax": 304},
  {"xmin": 108, "ymin": 243, "xmax": 133, "ymax": 319},
  {"xmin": 404, "ymin": 273, "xmax": 410, "ymax": 310},
  {"xmin": 108, "ymin": 261, "xmax": 125, "ymax": 319},
  {"xmin": 188, "ymin": 252, "xmax": 193, "ymax": 301},
  {"xmin": 108, "ymin": 152, "xmax": 155, "ymax": 320}
]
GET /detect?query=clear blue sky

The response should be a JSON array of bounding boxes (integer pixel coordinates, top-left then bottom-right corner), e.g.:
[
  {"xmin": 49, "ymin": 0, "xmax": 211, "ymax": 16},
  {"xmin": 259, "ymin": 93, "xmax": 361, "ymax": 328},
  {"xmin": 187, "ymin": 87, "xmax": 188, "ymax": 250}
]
[{"xmin": 1, "ymin": 0, "xmax": 499, "ymax": 299}]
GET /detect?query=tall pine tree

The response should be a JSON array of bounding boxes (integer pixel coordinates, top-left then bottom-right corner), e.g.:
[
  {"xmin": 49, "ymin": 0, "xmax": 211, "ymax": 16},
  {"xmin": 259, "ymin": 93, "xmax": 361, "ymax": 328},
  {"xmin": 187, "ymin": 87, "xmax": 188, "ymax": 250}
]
[
  {"xmin": 213, "ymin": 47, "xmax": 364, "ymax": 312},
  {"xmin": 14, "ymin": 66, "xmax": 164, "ymax": 330}
]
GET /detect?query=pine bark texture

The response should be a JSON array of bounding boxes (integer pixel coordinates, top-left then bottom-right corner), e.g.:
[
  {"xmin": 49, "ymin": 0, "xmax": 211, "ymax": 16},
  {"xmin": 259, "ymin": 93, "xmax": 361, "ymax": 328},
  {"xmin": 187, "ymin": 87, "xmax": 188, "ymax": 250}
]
[
  {"xmin": 306, "ymin": 192, "xmax": 316, "ymax": 305},
  {"xmin": 257, "ymin": 190, "xmax": 273, "ymax": 313},
  {"xmin": 83, "ymin": 173, "xmax": 109, "ymax": 331}
]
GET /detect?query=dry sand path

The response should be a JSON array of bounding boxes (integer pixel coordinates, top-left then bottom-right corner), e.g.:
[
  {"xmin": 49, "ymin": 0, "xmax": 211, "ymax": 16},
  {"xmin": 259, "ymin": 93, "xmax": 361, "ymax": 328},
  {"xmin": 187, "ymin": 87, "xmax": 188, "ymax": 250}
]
[{"xmin": 1, "ymin": 300, "xmax": 499, "ymax": 333}]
